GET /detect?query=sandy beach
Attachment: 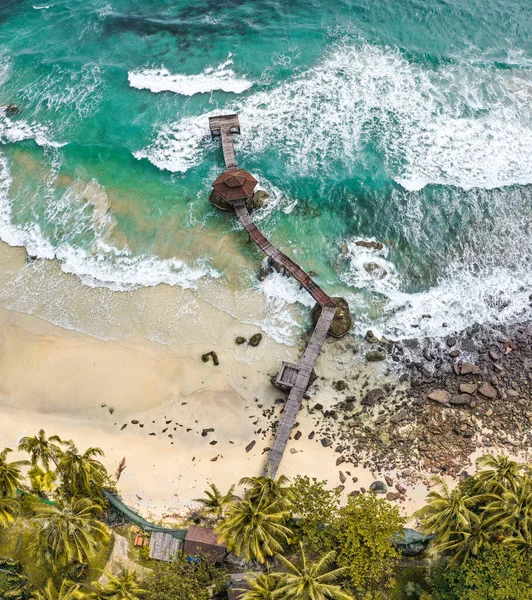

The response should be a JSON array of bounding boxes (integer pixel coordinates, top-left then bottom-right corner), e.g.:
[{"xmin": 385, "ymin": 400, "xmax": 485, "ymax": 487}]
[{"xmin": 0, "ymin": 238, "xmax": 435, "ymax": 521}]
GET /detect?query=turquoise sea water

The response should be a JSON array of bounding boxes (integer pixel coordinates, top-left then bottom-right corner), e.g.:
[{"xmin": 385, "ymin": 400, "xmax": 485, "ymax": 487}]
[{"xmin": 0, "ymin": 0, "xmax": 531, "ymax": 339}]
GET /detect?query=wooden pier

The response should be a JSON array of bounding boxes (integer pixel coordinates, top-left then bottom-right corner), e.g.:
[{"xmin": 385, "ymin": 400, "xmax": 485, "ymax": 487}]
[
  {"xmin": 209, "ymin": 114, "xmax": 342, "ymax": 479},
  {"xmin": 209, "ymin": 114, "xmax": 240, "ymax": 170}
]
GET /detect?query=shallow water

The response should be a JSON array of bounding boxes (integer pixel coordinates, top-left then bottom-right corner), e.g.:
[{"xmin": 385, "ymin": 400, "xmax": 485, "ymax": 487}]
[{"xmin": 0, "ymin": 0, "xmax": 531, "ymax": 341}]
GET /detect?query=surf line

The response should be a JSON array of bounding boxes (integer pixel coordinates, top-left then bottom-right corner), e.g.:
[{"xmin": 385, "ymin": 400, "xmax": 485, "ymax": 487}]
[{"xmin": 207, "ymin": 114, "xmax": 351, "ymax": 478}]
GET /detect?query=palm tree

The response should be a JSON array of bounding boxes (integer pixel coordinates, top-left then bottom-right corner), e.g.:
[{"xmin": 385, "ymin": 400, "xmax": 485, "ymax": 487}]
[
  {"xmin": 194, "ymin": 483, "xmax": 236, "ymax": 519},
  {"xmin": 437, "ymin": 521, "xmax": 491, "ymax": 565},
  {"xmin": 239, "ymin": 475, "xmax": 294, "ymax": 508},
  {"xmin": 0, "ymin": 496, "xmax": 18, "ymax": 528},
  {"xmin": 30, "ymin": 497, "xmax": 109, "ymax": 568},
  {"xmin": 273, "ymin": 542, "xmax": 353, "ymax": 600},
  {"xmin": 28, "ymin": 465, "xmax": 57, "ymax": 497},
  {"xmin": 0, "ymin": 448, "xmax": 29, "ymax": 498},
  {"xmin": 58, "ymin": 443, "xmax": 107, "ymax": 497},
  {"xmin": 483, "ymin": 476, "xmax": 532, "ymax": 537},
  {"xmin": 215, "ymin": 496, "xmax": 292, "ymax": 563},
  {"xmin": 475, "ymin": 454, "xmax": 523, "ymax": 493},
  {"xmin": 413, "ymin": 477, "xmax": 481, "ymax": 543},
  {"xmin": 240, "ymin": 573, "xmax": 282, "ymax": 600},
  {"xmin": 31, "ymin": 579, "xmax": 86, "ymax": 599},
  {"xmin": 89, "ymin": 568, "xmax": 146, "ymax": 599},
  {"xmin": 502, "ymin": 528, "xmax": 532, "ymax": 557},
  {"xmin": 18, "ymin": 430, "xmax": 67, "ymax": 472}
]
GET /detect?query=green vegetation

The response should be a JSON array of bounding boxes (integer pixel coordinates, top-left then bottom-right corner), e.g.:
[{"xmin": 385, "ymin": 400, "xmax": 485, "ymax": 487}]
[
  {"xmin": 215, "ymin": 494, "xmax": 292, "ymax": 563},
  {"xmin": 290, "ymin": 476, "xmax": 340, "ymax": 553},
  {"xmin": 143, "ymin": 557, "xmax": 226, "ymax": 600},
  {"xmin": 415, "ymin": 454, "xmax": 532, "ymax": 599},
  {"xmin": 428, "ymin": 545, "xmax": 532, "ymax": 600},
  {"xmin": 30, "ymin": 497, "xmax": 109, "ymax": 568},
  {"xmin": 274, "ymin": 542, "xmax": 352, "ymax": 600},
  {"xmin": 193, "ymin": 483, "xmax": 236, "ymax": 521},
  {"xmin": 0, "ymin": 448, "xmax": 29, "ymax": 498},
  {"xmin": 336, "ymin": 493, "xmax": 404, "ymax": 596},
  {"xmin": 30, "ymin": 579, "xmax": 86, "ymax": 600},
  {"xmin": 88, "ymin": 568, "xmax": 147, "ymax": 599},
  {"xmin": 0, "ymin": 431, "xmax": 118, "ymax": 597},
  {"xmin": 3, "ymin": 431, "xmax": 531, "ymax": 600}
]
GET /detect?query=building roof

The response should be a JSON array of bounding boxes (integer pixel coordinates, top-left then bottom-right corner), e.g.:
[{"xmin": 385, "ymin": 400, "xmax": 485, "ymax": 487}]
[
  {"xmin": 212, "ymin": 169, "xmax": 257, "ymax": 202},
  {"xmin": 185, "ymin": 525, "xmax": 225, "ymax": 548}
]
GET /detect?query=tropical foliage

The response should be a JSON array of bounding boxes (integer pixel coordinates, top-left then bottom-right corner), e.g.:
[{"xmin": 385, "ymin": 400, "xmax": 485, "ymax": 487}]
[
  {"xmin": 30, "ymin": 497, "xmax": 109, "ymax": 568},
  {"xmin": 427, "ymin": 545, "xmax": 532, "ymax": 600},
  {"xmin": 18, "ymin": 430, "xmax": 66, "ymax": 472},
  {"xmin": 416, "ymin": 454, "xmax": 532, "ymax": 566},
  {"xmin": 0, "ymin": 448, "xmax": 29, "ymax": 498},
  {"xmin": 194, "ymin": 483, "xmax": 236, "ymax": 520},
  {"xmin": 239, "ymin": 573, "xmax": 282, "ymax": 600},
  {"xmin": 336, "ymin": 492, "xmax": 404, "ymax": 595},
  {"xmin": 28, "ymin": 465, "xmax": 57, "ymax": 497},
  {"xmin": 88, "ymin": 568, "xmax": 146, "ymax": 599},
  {"xmin": 30, "ymin": 579, "xmax": 86, "ymax": 600},
  {"xmin": 290, "ymin": 475, "xmax": 341, "ymax": 553},
  {"xmin": 239, "ymin": 475, "xmax": 294, "ymax": 509},
  {"xmin": 215, "ymin": 494, "xmax": 292, "ymax": 563},
  {"xmin": 273, "ymin": 542, "xmax": 352, "ymax": 600},
  {"xmin": 143, "ymin": 557, "xmax": 227, "ymax": 600},
  {"xmin": 57, "ymin": 443, "xmax": 108, "ymax": 499},
  {"xmin": 0, "ymin": 496, "xmax": 18, "ymax": 528}
]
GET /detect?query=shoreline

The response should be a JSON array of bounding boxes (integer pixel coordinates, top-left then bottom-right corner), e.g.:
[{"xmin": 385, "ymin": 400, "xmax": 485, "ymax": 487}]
[{"xmin": 0, "ymin": 238, "xmax": 530, "ymax": 523}]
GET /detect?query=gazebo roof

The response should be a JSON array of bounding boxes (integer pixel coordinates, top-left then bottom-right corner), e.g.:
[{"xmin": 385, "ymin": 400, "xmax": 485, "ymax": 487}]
[{"xmin": 212, "ymin": 169, "xmax": 257, "ymax": 202}]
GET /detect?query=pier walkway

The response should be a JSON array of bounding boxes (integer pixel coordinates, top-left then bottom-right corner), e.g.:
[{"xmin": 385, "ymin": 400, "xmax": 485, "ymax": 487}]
[{"xmin": 209, "ymin": 114, "xmax": 340, "ymax": 479}]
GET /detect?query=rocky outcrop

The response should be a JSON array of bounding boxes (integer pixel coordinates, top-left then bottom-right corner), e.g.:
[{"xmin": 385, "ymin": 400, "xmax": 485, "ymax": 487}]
[
  {"xmin": 364, "ymin": 262, "xmax": 388, "ymax": 280},
  {"xmin": 355, "ymin": 240, "xmax": 384, "ymax": 251},
  {"xmin": 311, "ymin": 297, "xmax": 352, "ymax": 338}
]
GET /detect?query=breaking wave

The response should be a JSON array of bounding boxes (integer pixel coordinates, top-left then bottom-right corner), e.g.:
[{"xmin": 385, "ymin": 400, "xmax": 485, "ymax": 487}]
[
  {"xmin": 128, "ymin": 56, "xmax": 252, "ymax": 96},
  {"xmin": 136, "ymin": 42, "xmax": 532, "ymax": 191},
  {"xmin": 0, "ymin": 152, "xmax": 219, "ymax": 291}
]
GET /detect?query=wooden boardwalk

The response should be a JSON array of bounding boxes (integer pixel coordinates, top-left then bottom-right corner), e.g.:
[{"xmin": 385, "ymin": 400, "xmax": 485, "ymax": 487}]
[
  {"xmin": 234, "ymin": 200, "xmax": 337, "ymax": 478},
  {"xmin": 210, "ymin": 114, "xmax": 338, "ymax": 479},
  {"xmin": 209, "ymin": 114, "xmax": 240, "ymax": 170}
]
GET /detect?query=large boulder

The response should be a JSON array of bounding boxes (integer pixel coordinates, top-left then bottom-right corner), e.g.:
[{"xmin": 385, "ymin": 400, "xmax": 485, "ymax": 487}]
[
  {"xmin": 209, "ymin": 190, "xmax": 233, "ymax": 211},
  {"xmin": 370, "ymin": 481, "xmax": 387, "ymax": 494},
  {"xmin": 247, "ymin": 190, "xmax": 269, "ymax": 211},
  {"xmin": 311, "ymin": 297, "xmax": 352, "ymax": 338}
]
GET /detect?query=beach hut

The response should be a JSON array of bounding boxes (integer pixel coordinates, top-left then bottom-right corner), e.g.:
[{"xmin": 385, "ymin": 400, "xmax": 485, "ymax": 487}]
[
  {"xmin": 212, "ymin": 169, "xmax": 258, "ymax": 203},
  {"xmin": 183, "ymin": 525, "xmax": 226, "ymax": 562}
]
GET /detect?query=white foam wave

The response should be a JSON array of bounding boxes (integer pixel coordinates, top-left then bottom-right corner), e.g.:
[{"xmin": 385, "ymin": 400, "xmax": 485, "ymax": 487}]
[
  {"xmin": 138, "ymin": 42, "xmax": 532, "ymax": 190},
  {"xmin": 0, "ymin": 152, "xmax": 219, "ymax": 291},
  {"xmin": 0, "ymin": 113, "xmax": 65, "ymax": 148},
  {"xmin": 20, "ymin": 63, "xmax": 103, "ymax": 123},
  {"xmin": 134, "ymin": 113, "xmax": 213, "ymax": 172},
  {"xmin": 128, "ymin": 57, "xmax": 252, "ymax": 96},
  {"xmin": 378, "ymin": 266, "xmax": 532, "ymax": 340},
  {"xmin": 340, "ymin": 239, "xmax": 399, "ymax": 295},
  {"xmin": 341, "ymin": 185, "xmax": 532, "ymax": 339},
  {"xmin": 254, "ymin": 269, "xmax": 314, "ymax": 345}
]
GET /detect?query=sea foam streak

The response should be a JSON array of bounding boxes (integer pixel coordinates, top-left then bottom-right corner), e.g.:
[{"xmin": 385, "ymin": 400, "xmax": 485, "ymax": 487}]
[
  {"xmin": 0, "ymin": 153, "xmax": 219, "ymax": 291},
  {"xmin": 341, "ymin": 184, "xmax": 532, "ymax": 339},
  {"xmin": 128, "ymin": 57, "xmax": 252, "ymax": 96},
  {"xmin": 137, "ymin": 43, "xmax": 532, "ymax": 190}
]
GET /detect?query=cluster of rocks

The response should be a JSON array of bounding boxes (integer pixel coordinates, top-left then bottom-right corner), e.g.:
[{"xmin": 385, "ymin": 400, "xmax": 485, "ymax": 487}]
[
  {"xmin": 235, "ymin": 333, "xmax": 263, "ymax": 347},
  {"xmin": 287, "ymin": 320, "xmax": 532, "ymax": 494}
]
